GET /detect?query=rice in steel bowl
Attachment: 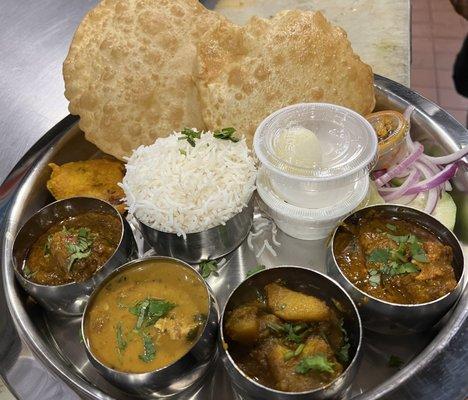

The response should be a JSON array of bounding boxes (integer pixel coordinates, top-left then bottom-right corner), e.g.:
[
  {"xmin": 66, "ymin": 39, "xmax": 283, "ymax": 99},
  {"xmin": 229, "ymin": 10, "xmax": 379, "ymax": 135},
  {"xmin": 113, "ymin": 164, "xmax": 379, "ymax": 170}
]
[{"xmin": 121, "ymin": 130, "xmax": 257, "ymax": 237}]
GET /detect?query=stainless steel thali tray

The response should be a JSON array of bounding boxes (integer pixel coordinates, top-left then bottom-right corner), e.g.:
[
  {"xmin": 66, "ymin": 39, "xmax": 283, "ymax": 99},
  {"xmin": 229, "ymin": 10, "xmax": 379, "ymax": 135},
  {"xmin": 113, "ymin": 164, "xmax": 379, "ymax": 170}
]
[{"xmin": 0, "ymin": 76, "xmax": 467, "ymax": 400}]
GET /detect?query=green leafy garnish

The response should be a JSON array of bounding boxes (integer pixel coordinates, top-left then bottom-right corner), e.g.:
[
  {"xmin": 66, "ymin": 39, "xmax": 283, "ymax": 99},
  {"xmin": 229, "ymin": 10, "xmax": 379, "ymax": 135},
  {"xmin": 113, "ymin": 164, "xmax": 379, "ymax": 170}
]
[
  {"xmin": 410, "ymin": 242, "xmax": 428, "ymax": 262},
  {"xmin": 337, "ymin": 343, "xmax": 350, "ymax": 363},
  {"xmin": 387, "ymin": 234, "xmax": 410, "ymax": 244},
  {"xmin": 267, "ymin": 322, "xmax": 309, "ymax": 343},
  {"xmin": 295, "ymin": 355, "xmax": 335, "ymax": 374},
  {"xmin": 179, "ymin": 149, "xmax": 187, "ymax": 156},
  {"xmin": 116, "ymin": 322, "xmax": 127, "ymax": 352},
  {"xmin": 246, "ymin": 265, "xmax": 266, "ymax": 278},
  {"xmin": 386, "ymin": 223, "xmax": 397, "ymax": 231},
  {"xmin": 368, "ymin": 249, "xmax": 391, "ymax": 264},
  {"xmin": 388, "ymin": 354, "xmax": 404, "ymax": 368},
  {"xmin": 368, "ymin": 272, "xmax": 381, "ymax": 287},
  {"xmin": 43, "ymin": 234, "xmax": 52, "ymax": 255},
  {"xmin": 23, "ymin": 264, "xmax": 37, "ymax": 279},
  {"xmin": 66, "ymin": 227, "xmax": 93, "ymax": 272},
  {"xmin": 178, "ymin": 128, "xmax": 201, "ymax": 147},
  {"xmin": 199, "ymin": 259, "xmax": 218, "ymax": 279},
  {"xmin": 139, "ymin": 333, "xmax": 156, "ymax": 363},
  {"xmin": 186, "ymin": 326, "xmax": 200, "ymax": 342},
  {"xmin": 129, "ymin": 298, "xmax": 176, "ymax": 330},
  {"xmin": 394, "ymin": 263, "xmax": 420, "ymax": 274},
  {"xmin": 213, "ymin": 127, "xmax": 239, "ymax": 142},
  {"xmin": 284, "ymin": 343, "xmax": 305, "ymax": 361}
]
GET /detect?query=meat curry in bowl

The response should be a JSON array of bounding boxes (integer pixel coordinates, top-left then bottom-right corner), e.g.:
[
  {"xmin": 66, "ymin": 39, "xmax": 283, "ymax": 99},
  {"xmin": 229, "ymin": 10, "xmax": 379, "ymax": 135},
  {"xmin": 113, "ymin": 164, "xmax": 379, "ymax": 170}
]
[
  {"xmin": 12, "ymin": 197, "xmax": 137, "ymax": 314},
  {"xmin": 327, "ymin": 204, "xmax": 464, "ymax": 335},
  {"xmin": 220, "ymin": 266, "xmax": 362, "ymax": 400}
]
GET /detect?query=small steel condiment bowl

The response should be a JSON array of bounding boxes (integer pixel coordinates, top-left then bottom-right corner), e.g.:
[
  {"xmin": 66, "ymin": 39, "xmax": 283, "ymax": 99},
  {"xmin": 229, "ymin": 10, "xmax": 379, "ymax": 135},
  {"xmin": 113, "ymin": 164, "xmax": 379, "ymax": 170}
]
[
  {"xmin": 12, "ymin": 197, "xmax": 138, "ymax": 316},
  {"xmin": 82, "ymin": 256, "xmax": 219, "ymax": 397},
  {"xmin": 326, "ymin": 204, "xmax": 465, "ymax": 335},
  {"xmin": 138, "ymin": 198, "xmax": 254, "ymax": 264},
  {"xmin": 219, "ymin": 266, "xmax": 363, "ymax": 400}
]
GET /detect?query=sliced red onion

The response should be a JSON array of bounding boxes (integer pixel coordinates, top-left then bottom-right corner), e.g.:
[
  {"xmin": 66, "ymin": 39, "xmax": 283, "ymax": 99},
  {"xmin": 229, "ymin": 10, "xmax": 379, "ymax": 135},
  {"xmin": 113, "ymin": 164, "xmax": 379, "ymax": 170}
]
[
  {"xmin": 406, "ymin": 163, "xmax": 459, "ymax": 195},
  {"xmin": 372, "ymin": 169, "xmax": 386, "ymax": 179},
  {"xmin": 422, "ymin": 146, "xmax": 468, "ymax": 165},
  {"xmin": 380, "ymin": 169, "xmax": 420, "ymax": 201},
  {"xmin": 425, "ymin": 188, "xmax": 439, "ymax": 214},
  {"xmin": 375, "ymin": 143, "xmax": 424, "ymax": 187}
]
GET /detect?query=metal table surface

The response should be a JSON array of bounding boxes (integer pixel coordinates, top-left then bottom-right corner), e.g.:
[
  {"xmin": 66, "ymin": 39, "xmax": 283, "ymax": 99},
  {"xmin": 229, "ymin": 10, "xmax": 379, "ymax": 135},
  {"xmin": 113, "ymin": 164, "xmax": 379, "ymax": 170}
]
[{"xmin": 0, "ymin": 1, "xmax": 466, "ymax": 400}]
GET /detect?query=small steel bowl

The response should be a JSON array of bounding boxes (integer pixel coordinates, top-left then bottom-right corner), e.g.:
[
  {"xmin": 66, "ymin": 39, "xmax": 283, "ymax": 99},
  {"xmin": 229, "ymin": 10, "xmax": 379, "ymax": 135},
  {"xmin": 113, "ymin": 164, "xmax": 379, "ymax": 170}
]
[
  {"xmin": 219, "ymin": 266, "xmax": 363, "ymax": 400},
  {"xmin": 82, "ymin": 256, "xmax": 219, "ymax": 397},
  {"xmin": 12, "ymin": 197, "xmax": 138, "ymax": 315},
  {"xmin": 138, "ymin": 198, "xmax": 254, "ymax": 264},
  {"xmin": 326, "ymin": 204, "xmax": 465, "ymax": 335}
]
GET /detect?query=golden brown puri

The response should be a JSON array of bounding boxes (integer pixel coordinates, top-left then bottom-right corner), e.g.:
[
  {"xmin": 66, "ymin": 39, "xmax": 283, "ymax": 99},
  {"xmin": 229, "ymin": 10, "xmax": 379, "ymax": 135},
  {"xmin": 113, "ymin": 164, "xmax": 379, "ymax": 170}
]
[
  {"xmin": 63, "ymin": 0, "xmax": 225, "ymax": 160},
  {"xmin": 47, "ymin": 159, "xmax": 126, "ymax": 213},
  {"xmin": 195, "ymin": 10, "xmax": 375, "ymax": 146}
]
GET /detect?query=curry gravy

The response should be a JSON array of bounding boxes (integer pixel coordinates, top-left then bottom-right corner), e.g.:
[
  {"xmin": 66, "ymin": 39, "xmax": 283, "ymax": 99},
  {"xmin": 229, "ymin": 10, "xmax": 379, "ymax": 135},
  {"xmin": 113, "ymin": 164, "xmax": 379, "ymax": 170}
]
[{"xmin": 84, "ymin": 260, "xmax": 208, "ymax": 373}]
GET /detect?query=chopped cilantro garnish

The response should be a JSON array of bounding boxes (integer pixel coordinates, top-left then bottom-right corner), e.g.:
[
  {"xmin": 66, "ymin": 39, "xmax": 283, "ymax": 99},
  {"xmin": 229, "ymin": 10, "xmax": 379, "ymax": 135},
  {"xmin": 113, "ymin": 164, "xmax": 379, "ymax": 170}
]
[
  {"xmin": 66, "ymin": 227, "xmax": 93, "ymax": 272},
  {"xmin": 387, "ymin": 234, "xmax": 410, "ymax": 244},
  {"xmin": 139, "ymin": 333, "xmax": 156, "ymax": 363},
  {"xmin": 213, "ymin": 127, "xmax": 239, "ymax": 142},
  {"xmin": 129, "ymin": 298, "xmax": 175, "ymax": 330},
  {"xmin": 23, "ymin": 264, "xmax": 37, "ymax": 279},
  {"xmin": 115, "ymin": 322, "xmax": 127, "ymax": 353},
  {"xmin": 386, "ymin": 223, "xmax": 397, "ymax": 231},
  {"xmin": 199, "ymin": 259, "xmax": 218, "ymax": 279},
  {"xmin": 178, "ymin": 128, "xmax": 201, "ymax": 147},
  {"xmin": 295, "ymin": 355, "xmax": 335, "ymax": 374},
  {"xmin": 369, "ymin": 273, "xmax": 381, "ymax": 287},
  {"xmin": 368, "ymin": 248, "xmax": 391, "ymax": 263}
]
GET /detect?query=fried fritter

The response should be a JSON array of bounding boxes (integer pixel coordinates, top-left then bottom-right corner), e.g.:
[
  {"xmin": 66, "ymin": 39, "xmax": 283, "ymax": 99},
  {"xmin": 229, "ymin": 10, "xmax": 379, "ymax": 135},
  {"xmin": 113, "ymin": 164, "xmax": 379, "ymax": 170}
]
[{"xmin": 47, "ymin": 159, "xmax": 125, "ymax": 213}]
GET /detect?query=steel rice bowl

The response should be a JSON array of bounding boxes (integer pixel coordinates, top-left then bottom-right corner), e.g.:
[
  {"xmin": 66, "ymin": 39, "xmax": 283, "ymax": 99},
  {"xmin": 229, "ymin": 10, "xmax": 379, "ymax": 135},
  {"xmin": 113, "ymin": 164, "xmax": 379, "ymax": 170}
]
[
  {"xmin": 138, "ymin": 197, "xmax": 254, "ymax": 264},
  {"xmin": 326, "ymin": 204, "xmax": 465, "ymax": 335}
]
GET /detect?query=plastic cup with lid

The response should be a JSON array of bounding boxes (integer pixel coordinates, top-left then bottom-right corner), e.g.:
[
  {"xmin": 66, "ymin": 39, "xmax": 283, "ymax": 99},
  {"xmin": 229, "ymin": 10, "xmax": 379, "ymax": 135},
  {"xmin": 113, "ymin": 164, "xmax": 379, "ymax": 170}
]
[{"xmin": 253, "ymin": 103, "xmax": 378, "ymax": 209}]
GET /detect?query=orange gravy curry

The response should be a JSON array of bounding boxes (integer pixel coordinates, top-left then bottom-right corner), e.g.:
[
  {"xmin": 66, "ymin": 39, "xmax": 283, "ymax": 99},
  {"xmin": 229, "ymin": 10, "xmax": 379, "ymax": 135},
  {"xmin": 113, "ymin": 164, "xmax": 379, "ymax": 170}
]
[{"xmin": 84, "ymin": 259, "xmax": 208, "ymax": 373}]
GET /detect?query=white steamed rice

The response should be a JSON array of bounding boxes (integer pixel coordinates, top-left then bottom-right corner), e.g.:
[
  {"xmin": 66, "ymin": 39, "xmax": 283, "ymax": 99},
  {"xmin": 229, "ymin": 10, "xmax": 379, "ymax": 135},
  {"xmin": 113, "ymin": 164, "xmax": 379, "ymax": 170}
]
[{"xmin": 121, "ymin": 130, "xmax": 257, "ymax": 237}]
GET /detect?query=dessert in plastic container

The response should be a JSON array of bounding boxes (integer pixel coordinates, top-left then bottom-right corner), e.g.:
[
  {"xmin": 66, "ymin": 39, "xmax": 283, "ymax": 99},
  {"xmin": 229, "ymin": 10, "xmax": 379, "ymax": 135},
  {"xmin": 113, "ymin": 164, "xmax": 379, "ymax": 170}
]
[
  {"xmin": 366, "ymin": 110, "xmax": 409, "ymax": 170},
  {"xmin": 256, "ymin": 167, "xmax": 370, "ymax": 240},
  {"xmin": 253, "ymin": 103, "xmax": 378, "ymax": 208}
]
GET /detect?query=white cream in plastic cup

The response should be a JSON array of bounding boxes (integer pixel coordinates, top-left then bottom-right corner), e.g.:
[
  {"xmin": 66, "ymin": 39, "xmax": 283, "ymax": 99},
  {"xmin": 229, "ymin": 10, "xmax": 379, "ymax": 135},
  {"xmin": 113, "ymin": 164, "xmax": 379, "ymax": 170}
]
[
  {"xmin": 253, "ymin": 103, "xmax": 378, "ymax": 209},
  {"xmin": 256, "ymin": 167, "xmax": 370, "ymax": 240}
]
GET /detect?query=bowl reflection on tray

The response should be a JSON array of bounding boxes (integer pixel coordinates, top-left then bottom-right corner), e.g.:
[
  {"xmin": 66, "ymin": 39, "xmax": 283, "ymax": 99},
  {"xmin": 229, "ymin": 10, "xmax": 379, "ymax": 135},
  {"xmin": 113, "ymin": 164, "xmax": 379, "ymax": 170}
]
[
  {"xmin": 12, "ymin": 197, "xmax": 138, "ymax": 316},
  {"xmin": 82, "ymin": 256, "xmax": 219, "ymax": 397},
  {"xmin": 219, "ymin": 266, "xmax": 362, "ymax": 400},
  {"xmin": 326, "ymin": 204, "xmax": 465, "ymax": 335},
  {"xmin": 138, "ymin": 197, "xmax": 254, "ymax": 264}
]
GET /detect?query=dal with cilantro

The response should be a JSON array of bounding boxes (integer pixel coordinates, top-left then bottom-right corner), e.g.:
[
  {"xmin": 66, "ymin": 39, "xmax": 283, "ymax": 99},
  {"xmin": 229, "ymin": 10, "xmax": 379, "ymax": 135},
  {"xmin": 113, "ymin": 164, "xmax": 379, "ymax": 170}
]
[
  {"xmin": 334, "ymin": 214, "xmax": 457, "ymax": 304},
  {"xmin": 84, "ymin": 259, "xmax": 209, "ymax": 373},
  {"xmin": 24, "ymin": 212, "xmax": 121, "ymax": 285}
]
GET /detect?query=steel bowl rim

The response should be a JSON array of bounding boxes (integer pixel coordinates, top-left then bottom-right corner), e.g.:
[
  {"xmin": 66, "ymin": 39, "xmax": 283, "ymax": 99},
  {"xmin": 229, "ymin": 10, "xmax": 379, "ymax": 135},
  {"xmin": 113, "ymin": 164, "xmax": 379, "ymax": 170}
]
[
  {"xmin": 135, "ymin": 193, "xmax": 255, "ymax": 237},
  {"xmin": 219, "ymin": 265, "xmax": 363, "ymax": 396},
  {"xmin": 329, "ymin": 203, "xmax": 466, "ymax": 308},
  {"xmin": 81, "ymin": 255, "xmax": 214, "ymax": 377}
]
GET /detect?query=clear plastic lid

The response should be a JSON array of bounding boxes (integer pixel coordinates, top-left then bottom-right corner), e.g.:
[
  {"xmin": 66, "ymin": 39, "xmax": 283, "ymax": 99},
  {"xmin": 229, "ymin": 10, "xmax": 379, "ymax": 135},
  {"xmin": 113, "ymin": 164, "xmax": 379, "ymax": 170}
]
[
  {"xmin": 256, "ymin": 167, "xmax": 370, "ymax": 221},
  {"xmin": 253, "ymin": 103, "xmax": 378, "ymax": 185}
]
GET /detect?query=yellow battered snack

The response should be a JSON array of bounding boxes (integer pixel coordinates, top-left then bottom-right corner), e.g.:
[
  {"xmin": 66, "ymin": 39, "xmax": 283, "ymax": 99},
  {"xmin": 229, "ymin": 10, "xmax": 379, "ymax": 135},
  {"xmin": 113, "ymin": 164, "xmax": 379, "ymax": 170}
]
[{"xmin": 47, "ymin": 159, "xmax": 125, "ymax": 213}]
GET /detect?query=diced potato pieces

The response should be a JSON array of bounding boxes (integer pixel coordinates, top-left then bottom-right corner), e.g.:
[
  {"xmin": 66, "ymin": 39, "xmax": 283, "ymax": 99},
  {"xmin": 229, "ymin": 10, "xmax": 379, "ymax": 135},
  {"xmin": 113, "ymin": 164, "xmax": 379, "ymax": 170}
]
[
  {"xmin": 265, "ymin": 283, "xmax": 330, "ymax": 322},
  {"xmin": 225, "ymin": 305, "xmax": 259, "ymax": 344},
  {"xmin": 302, "ymin": 336, "xmax": 333, "ymax": 357}
]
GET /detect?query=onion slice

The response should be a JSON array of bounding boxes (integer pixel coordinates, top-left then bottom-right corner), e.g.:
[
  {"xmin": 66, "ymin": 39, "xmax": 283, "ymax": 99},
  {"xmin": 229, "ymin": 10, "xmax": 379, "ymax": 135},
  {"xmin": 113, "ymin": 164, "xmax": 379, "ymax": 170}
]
[
  {"xmin": 406, "ymin": 163, "xmax": 459, "ymax": 195},
  {"xmin": 375, "ymin": 143, "xmax": 424, "ymax": 187},
  {"xmin": 422, "ymin": 146, "xmax": 468, "ymax": 165},
  {"xmin": 381, "ymin": 169, "xmax": 420, "ymax": 201}
]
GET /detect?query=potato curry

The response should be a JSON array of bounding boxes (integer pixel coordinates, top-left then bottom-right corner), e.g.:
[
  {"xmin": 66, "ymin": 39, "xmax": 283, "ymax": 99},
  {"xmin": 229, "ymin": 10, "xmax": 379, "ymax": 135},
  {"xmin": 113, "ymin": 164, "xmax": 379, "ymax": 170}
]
[
  {"xmin": 224, "ymin": 283, "xmax": 349, "ymax": 392},
  {"xmin": 334, "ymin": 214, "xmax": 457, "ymax": 304},
  {"xmin": 24, "ymin": 212, "xmax": 121, "ymax": 285},
  {"xmin": 84, "ymin": 260, "xmax": 209, "ymax": 373}
]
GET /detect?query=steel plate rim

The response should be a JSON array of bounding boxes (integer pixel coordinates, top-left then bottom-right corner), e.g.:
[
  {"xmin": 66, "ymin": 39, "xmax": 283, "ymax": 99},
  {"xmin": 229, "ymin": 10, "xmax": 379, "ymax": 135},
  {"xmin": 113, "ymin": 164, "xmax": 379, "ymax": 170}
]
[{"xmin": 1, "ymin": 75, "xmax": 467, "ymax": 400}]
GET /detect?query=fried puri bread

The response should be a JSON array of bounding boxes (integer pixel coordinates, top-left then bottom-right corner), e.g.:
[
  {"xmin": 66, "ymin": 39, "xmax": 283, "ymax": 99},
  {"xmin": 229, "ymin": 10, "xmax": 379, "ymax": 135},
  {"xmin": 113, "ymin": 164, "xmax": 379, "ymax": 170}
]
[
  {"xmin": 195, "ymin": 10, "xmax": 375, "ymax": 146},
  {"xmin": 47, "ymin": 159, "xmax": 125, "ymax": 213},
  {"xmin": 63, "ymin": 0, "xmax": 224, "ymax": 160}
]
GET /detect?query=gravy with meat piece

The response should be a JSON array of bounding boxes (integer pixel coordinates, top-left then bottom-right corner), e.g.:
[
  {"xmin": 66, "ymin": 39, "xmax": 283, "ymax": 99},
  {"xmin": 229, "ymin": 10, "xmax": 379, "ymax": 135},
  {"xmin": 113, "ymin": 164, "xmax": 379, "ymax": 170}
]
[{"xmin": 334, "ymin": 215, "xmax": 457, "ymax": 304}]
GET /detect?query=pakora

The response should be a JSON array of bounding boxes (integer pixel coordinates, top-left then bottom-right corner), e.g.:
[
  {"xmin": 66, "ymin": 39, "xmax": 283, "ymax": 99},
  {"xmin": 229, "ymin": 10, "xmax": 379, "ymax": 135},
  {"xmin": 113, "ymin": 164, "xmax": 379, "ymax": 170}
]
[{"xmin": 47, "ymin": 159, "xmax": 125, "ymax": 213}]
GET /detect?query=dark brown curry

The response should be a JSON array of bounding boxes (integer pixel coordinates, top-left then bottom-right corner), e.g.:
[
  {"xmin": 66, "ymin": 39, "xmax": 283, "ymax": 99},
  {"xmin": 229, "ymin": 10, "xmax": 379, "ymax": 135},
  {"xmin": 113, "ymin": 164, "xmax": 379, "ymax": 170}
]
[
  {"xmin": 24, "ymin": 212, "xmax": 121, "ymax": 285},
  {"xmin": 224, "ymin": 283, "xmax": 348, "ymax": 392},
  {"xmin": 334, "ymin": 215, "xmax": 457, "ymax": 304}
]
